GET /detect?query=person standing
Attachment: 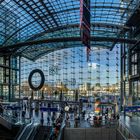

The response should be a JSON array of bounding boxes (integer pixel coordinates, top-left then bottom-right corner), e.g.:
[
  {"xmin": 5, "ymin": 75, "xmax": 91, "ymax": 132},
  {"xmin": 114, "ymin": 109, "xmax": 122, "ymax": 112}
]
[{"xmin": 0, "ymin": 103, "xmax": 3, "ymax": 116}]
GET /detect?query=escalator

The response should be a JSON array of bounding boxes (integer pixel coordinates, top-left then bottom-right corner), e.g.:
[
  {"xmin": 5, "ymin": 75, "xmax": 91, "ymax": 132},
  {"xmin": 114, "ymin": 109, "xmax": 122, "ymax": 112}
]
[
  {"xmin": 56, "ymin": 122, "xmax": 65, "ymax": 140},
  {"xmin": 0, "ymin": 111, "xmax": 38, "ymax": 140},
  {"xmin": 0, "ymin": 115, "xmax": 12, "ymax": 129},
  {"xmin": 0, "ymin": 118, "xmax": 23, "ymax": 140},
  {"xmin": 15, "ymin": 123, "xmax": 52, "ymax": 140},
  {"xmin": 0, "ymin": 113, "xmax": 18, "ymax": 130},
  {"xmin": 33, "ymin": 126, "xmax": 52, "ymax": 140},
  {"xmin": 16, "ymin": 122, "xmax": 38, "ymax": 140},
  {"xmin": 0, "ymin": 111, "xmax": 34, "ymax": 140},
  {"xmin": 0, "ymin": 124, "xmax": 20, "ymax": 140}
]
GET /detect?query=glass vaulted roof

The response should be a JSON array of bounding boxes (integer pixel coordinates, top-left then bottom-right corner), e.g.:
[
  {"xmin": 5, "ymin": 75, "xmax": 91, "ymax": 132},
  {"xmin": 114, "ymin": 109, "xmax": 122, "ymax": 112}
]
[{"xmin": 0, "ymin": 0, "xmax": 138, "ymax": 60}]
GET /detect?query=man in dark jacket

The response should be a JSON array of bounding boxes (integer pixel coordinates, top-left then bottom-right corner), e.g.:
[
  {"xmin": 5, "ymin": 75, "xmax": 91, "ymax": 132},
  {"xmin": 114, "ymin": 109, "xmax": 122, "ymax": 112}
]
[{"xmin": 0, "ymin": 104, "xmax": 4, "ymax": 115}]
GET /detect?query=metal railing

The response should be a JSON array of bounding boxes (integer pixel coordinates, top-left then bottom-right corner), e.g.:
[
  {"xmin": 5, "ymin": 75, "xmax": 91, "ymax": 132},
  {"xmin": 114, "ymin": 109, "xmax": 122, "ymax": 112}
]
[
  {"xmin": 1, "ymin": 112, "xmax": 19, "ymax": 124},
  {"xmin": 117, "ymin": 120, "xmax": 139, "ymax": 140},
  {"xmin": 2, "ymin": 111, "xmax": 32, "ymax": 125},
  {"xmin": 57, "ymin": 120, "xmax": 66, "ymax": 140},
  {"xmin": 64, "ymin": 118, "xmax": 118, "ymax": 128},
  {"xmin": 16, "ymin": 122, "xmax": 34, "ymax": 140},
  {"xmin": 26, "ymin": 125, "xmax": 39, "ymax": 140},
  {"xmin": 14, "ymin": 125, "xmax": 25, "ymax": 140}
]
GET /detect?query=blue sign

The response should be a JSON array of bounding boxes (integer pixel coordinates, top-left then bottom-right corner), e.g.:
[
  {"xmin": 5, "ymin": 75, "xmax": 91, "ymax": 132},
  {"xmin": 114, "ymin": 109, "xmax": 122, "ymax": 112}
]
[
  {"xmin": 6, "ymin": 106, "xmax": 13, "ymax": 110},
  {"xmin": 80, "ymin": 99, "xmax": 88, "ymax": 103},
  {"xmin": 14, "ymin": 106, "xmax": 21, "ymax": 110},
  {"xmin": 124, "ymin": 106, "xmax": 140, "ymax": 112},
  {"xmin": 40, "ymin": 107, "xmax": 58, "ymax": 112},
  {"xmin": 23, "ymin": 97, "xmax": 28, "ymax": 100},
  {"xmin": 6, "ymin": 106, "xmax": 21, "ymax": 110}
]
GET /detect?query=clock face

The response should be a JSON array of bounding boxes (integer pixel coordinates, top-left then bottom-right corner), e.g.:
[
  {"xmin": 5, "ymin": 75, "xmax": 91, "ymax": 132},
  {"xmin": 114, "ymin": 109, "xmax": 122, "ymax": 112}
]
[
  {"xmin": 28, "ymin": 69, "xmax": 45, "ymax": 91},
  {"xmin": 64, "ymin": 106, "xmax": 69, "ymax": 112},
  {"xmin": 31, "ymin": 72, "xmax": 41, "ymax": 88}
]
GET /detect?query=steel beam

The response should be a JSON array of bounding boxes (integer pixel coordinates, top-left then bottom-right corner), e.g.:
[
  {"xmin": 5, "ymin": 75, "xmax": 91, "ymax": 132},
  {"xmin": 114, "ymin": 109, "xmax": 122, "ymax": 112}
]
[
  {"xmin": 32, "ymin": 44, "xmax": 109, "ymax": 61},
  {"xmin": 13, "ymin": 0, "xmax": 47, "ymax": 31},
  {"xmin": 0, "ymin": 36, "xmax": 136, "ymax": 51},
  {"xmin": 2, "ymin": 22, "xmax": 130, "ymax": 46},
  {"xmin": 26, "ymin": 23, "xmax": 130, "ymax": 41},
  {"xmin": 21, "ymin": 0, "xmax": 50, "ymax": 29},
  {"xmin": 51, "ymin": 5, "xmax": 131, "ymax": 17},
  {"xmin": 0, "ymin": 0, "xmax": 4, "ymax": 4},
  {"xmin": 32, "ymin": 0, "xmax": 54, "ymax": 28},
  {"xmin": 2, "ymin": 19, "xmax": 130, "ymax": 45},
  {"xmin": 39, "ymin": 0, "xmax": 59, "ymax": 26}
]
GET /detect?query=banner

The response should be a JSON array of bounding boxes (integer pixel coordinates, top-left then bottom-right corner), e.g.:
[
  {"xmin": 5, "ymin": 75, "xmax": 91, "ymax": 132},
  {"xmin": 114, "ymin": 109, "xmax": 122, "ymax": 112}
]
[
  {"xmin": 80, "ymin": 0, "xmax": 91, "ymax": 61},
  {"xmin": 40, "ymin": 107, "xmax": 58, "ymax": 112},
  {"xmin": 124, "ymin": 106, "xmax": 140, "ymax": 112}
]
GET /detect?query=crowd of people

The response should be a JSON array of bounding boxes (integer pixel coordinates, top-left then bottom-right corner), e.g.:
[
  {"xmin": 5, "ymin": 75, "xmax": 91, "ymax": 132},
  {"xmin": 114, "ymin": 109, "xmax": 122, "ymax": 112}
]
[
  {"xmin": 0, "ymin": 100, "xmax": 120, "ymax": 139},
  {"xmin": 85, "ymin": 107, "xmax": 120, "ymax": 127}
]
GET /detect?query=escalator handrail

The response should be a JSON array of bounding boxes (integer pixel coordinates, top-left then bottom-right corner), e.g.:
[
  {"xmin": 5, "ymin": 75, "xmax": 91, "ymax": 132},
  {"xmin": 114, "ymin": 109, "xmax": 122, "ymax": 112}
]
[
  {"xmin": 14, "ymin": 125, "xmax": 25, "ymax": 140},
  {"xmin": 26, "ymin": 125, "xmax": 38, "ymax": 140},
  {"xmin": 117, "ymin": 127, "xmax": 128, "ymax": 140},
  {"xmin": 57, "ymin": 117, "xmax": 66, "ymax": 140},
  {"xmin": 0, "ymin": 114, "xmax": 12, "ymax": 129},
  {"xmin": 16, "ymin": 121, "xmax": 33, "ymax": 140},
  {"xmin": 118, "ymin": 120, "xmax": 138, "ymax": 139}
]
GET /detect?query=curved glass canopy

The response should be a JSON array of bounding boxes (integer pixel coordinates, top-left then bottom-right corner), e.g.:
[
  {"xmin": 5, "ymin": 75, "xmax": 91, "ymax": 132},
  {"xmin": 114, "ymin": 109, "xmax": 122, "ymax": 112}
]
[{"xmin": 0, "ymin": 0, "xmax": 138, "ymax": 60}]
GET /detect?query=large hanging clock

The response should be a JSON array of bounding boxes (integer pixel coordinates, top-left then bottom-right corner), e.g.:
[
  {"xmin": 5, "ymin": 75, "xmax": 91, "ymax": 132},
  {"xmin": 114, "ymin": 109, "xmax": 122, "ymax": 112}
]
[{"xmin": 28, "ymin": 69, "xmax": 45, "ymax": 91}]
